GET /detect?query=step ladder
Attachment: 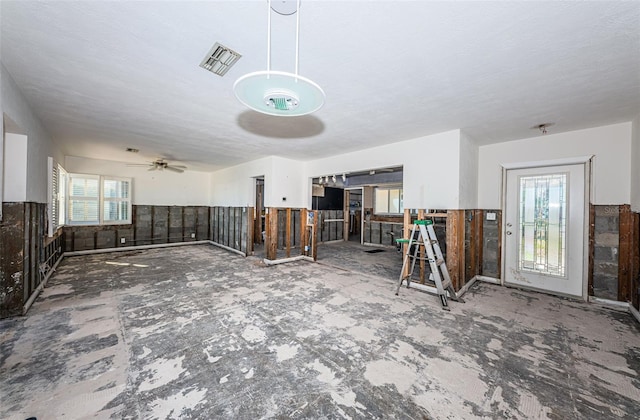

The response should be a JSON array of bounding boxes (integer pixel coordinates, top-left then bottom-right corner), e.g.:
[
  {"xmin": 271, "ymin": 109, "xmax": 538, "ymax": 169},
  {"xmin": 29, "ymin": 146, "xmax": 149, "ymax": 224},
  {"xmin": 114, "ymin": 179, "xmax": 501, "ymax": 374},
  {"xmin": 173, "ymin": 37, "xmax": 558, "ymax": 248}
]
[{"xmin": 395, "ymin": 220, "xmax": 464, "ymax": 310}]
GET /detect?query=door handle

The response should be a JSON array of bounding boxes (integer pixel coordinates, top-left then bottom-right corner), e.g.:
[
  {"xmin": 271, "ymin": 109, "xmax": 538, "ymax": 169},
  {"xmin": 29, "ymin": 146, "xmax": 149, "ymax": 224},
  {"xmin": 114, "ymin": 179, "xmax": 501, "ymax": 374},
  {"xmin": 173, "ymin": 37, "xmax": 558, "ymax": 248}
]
[{"xmin": 506, "ymin": 231, "xmax": 512, "ymax": 235}]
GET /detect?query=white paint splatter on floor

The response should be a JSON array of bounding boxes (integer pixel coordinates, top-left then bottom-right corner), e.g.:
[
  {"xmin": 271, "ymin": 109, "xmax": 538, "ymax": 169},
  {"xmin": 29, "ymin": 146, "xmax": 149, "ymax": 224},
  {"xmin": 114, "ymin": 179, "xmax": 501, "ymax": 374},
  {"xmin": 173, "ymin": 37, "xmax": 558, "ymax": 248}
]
[
  {"xmin": 269, "ymin": 343, "xmax": 299, "ymax": 362},
  {"xmin": 148, "ymin": 387, "xmax": 208, "ymax": 419},
  {"xmin": 139, "ymin": 355, "xmax": 187, "ymax": 392},
  {"xmin": 203, "ymin": 348, "xmax": 221, "ymax": 364},
  {"xmin": 241, "ymin": 325, "xmax": 267, "ymax": 343}
]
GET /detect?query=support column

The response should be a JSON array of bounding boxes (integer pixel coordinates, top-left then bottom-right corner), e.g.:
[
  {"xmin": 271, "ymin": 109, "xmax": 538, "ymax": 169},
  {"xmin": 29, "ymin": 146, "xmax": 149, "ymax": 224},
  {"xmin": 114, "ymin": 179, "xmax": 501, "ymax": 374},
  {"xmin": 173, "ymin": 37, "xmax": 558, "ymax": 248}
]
[{"xmin": 446, "ymin": 210, "xmax": 465, "ymax": 290}]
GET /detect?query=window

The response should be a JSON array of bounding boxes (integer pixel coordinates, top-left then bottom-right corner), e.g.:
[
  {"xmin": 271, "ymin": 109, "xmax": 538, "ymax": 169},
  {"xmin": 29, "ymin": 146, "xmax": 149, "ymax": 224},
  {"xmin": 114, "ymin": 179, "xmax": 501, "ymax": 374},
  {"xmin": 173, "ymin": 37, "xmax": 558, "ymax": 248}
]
[
  {"xmin": 67, "ymin": 174, "xmax": 131, "ymax": 225},
  {"xmin": 374, "ymin": 187, "xmax": 403, "ymax": 215},
  {"xmin": 103, "ymin": 178, "xmax": 130, "ymax": 222},
  {"xmin": 518, "ymin": 173, "xmax": 567, "ymax": 277}
]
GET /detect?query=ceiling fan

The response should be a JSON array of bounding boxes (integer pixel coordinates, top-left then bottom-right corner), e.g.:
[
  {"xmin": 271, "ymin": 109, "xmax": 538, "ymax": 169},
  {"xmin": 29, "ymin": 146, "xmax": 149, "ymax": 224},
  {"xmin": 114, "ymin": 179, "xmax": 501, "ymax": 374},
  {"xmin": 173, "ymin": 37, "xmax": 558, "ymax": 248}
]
[{"xmin": 127, "ymin": 158, "xmax": 187, "ymax": 173}]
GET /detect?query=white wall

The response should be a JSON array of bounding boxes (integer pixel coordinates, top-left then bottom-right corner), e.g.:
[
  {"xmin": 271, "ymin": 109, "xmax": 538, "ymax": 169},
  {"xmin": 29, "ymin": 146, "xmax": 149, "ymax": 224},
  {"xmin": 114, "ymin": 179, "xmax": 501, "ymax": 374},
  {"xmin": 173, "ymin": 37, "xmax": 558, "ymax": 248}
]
[
  {"xmin": 459, "ymin": 131, "xmax": 479, "ymax": 209},
  {"xmin": 631, "ymin": 115, "xmax": 640, "ymax": 212},
  {"xmin": 209, "ymin": 156, "xmax": 273, "ymax": 207},
  {"xmin": 478, "ymin": 123, "xmax": 632, "ymax": 209},
  {"xmin": 305, "ymin": 130, "xmax": 463, "ymax": 209},
  {"xmin": 209, "ymin": 155, "xmax": 344, "ymax": 209},
  {"xmin": 270, "ymin": 156, "xmax": 307, "ymax": 208},
  {"xmin": 3, "ymin": 133, "xmax": 28, "ymax": 202},
  {"xmin": 209, "ymin": 130, "xmax": 466, "ymax": 210},
  {"xmin": 1, "ymin": 64, "xmax": 63, "ymax": 203},
  {"xmin": 65, "ymin": 156, "xmax": 211, "ymax": 206}
]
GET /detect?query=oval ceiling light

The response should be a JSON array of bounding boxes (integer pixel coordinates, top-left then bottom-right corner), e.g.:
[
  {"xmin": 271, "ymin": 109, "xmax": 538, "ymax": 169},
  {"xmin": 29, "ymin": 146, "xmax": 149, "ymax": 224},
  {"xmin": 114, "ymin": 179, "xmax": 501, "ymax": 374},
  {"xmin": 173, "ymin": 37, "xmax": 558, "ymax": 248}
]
[{"xmin": 234, "ymin": 0, "xmax": 325, "ymax": 117}]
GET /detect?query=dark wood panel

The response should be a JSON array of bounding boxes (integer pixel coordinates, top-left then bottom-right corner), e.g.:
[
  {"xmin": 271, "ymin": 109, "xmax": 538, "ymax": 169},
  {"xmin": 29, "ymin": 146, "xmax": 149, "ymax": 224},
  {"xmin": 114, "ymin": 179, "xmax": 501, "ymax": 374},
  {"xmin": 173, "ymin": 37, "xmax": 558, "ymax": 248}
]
[{"xmin": 618, "ymin": 204, "xmax": 632, "ymax": 302}]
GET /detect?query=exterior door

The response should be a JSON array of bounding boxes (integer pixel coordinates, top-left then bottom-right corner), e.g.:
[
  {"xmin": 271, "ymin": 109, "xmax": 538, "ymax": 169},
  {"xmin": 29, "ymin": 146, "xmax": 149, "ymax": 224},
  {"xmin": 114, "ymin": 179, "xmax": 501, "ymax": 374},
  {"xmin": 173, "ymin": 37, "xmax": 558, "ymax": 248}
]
[{"xmin": 504, "ymin": 164, "xmax": 586, "ymax": 298}]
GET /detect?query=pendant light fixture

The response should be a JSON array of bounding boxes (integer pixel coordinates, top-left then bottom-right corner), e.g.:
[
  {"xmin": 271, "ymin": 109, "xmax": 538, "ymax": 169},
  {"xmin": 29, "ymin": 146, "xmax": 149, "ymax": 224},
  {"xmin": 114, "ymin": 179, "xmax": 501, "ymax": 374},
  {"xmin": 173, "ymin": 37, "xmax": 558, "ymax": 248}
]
[{"xmin": 233, "ymin": 0, "xmax": 325, "ymax": 117}]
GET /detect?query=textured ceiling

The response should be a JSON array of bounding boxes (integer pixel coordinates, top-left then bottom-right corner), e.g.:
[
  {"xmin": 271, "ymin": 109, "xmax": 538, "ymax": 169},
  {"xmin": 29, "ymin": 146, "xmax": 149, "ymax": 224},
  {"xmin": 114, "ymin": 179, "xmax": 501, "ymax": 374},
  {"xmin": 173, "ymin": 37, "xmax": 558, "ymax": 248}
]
[{"xmin": 1, "ymin": 1, "xmax": 639, "ymax": 171}]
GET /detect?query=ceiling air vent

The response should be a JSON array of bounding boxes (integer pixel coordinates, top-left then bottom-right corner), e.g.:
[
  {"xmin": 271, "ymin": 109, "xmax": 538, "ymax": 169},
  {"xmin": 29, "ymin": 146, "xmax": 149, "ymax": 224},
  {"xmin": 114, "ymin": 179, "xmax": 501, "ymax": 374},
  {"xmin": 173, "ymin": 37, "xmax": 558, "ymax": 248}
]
[{"xmin": 199, "ymin": 42, "xmax": 242, "ymax": 77}]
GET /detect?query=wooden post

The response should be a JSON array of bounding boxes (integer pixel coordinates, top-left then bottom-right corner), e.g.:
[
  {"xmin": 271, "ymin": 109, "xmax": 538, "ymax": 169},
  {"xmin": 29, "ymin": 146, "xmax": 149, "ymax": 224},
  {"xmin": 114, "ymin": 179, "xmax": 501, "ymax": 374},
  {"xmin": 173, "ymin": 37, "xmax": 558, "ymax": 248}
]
[
  {"xmin": 286, "ymin": 208, "xmax": 292, "ymax": 258},
  {"xmin": 496, "ymin": 210, "xmax": 503, "ymax": 280},
  {"xmin": 446, "ymin": 210, "xmax": 465, "ymax": 290},
  {"xmin": 403, "ymin": 209, "xmax": 411, "ymax": 279},
  {"xmin": 418, "ymin": 209, "xmax": 425, "ymax": 284},
  {"xmin": 588, "ymin": 204, "xmax": 595, "ymax": 296},
  {"xmin": 312, "ymin": 210, "xmax": 319, "ymax": 261},
  {"xmin": 300, "ymin": 208, "xmax": 308, "ymax": 256},
  {"xmin": 265, "ymin": 208, "xmax": 278, "ymax": 260},
  {"xmin": 618, "ymin": 204, "xmax": 632, "ymax": 302},
  {"xmin": 632, "ymin": 211, "xmax": 640, "ymax": 309},
  {"xmin": 476, "ymin": 210, "xmax": 484, "ymax": 276}
]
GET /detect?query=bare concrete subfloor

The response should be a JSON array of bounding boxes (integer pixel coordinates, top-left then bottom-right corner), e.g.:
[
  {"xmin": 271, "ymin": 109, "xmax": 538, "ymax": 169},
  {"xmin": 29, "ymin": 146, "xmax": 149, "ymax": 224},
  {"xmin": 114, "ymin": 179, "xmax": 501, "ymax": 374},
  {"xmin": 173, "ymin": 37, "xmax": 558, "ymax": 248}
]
[
  {"xmin": 1, "ymin": 245, "xmax": 639, "ymax": 419},
  {"xmin": 316, "ymin": 241, "xmax": 402, "ymax": 281}
]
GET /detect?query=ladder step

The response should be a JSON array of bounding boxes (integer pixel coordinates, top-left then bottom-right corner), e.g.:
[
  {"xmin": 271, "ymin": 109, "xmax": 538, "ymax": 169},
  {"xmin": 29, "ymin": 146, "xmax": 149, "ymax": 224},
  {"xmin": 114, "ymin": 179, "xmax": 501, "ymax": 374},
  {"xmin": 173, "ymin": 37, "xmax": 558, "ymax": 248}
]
[{"xmin": 436, "ymin": 258, "xmax": 444, "ymax": 266}]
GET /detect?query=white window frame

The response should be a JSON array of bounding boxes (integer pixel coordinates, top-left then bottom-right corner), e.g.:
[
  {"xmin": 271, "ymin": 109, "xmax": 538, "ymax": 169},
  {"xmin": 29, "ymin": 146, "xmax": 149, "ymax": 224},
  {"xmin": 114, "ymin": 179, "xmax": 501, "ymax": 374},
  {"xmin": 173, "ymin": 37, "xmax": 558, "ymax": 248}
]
[
  {"xmin": 102, "ymin": 176, "xmax": 132, "ymax": 225},
  {"xmin": 66, "ymin": 173, "xmax": 132, "ymax": 226},
  {"xmin": 374, "ymin": 186, "xmax": 404, "ymax": 215}
]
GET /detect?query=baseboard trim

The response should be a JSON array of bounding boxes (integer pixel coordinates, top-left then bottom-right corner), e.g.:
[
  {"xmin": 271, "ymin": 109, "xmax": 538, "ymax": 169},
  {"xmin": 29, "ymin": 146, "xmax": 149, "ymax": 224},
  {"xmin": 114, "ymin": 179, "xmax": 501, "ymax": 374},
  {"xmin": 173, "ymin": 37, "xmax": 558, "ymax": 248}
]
[
  {"xmin": 457, "ymin": 276, "xmax": 478, "ymax": 298},
  {"xmin": 263, "ymin": 255, "xmax": 314, "ymax": 266},
  {"xmin": 630, "ymin": 304, "xmax": 640, "ymax": 324},
  {"xmin": 475, "ymin": 275, "xmax": 501, "ymax": 284},
  {"xmin": 589, "ymin": 296, "xmax": 640, "ymax": 324},
  {"xmin": 23, "ymin": 253, "xmax": 64, "ymax": 315},
  {"xmin": 588, "ymin": 296, "xmax": 629, "ymax": 311},
  {"xmin": 208, "ymin": 241, "xmax": 246, "ymax": 257},
  {"xmin": 64, "ymin": 240, "xmax": 211, "ymax": 257}
]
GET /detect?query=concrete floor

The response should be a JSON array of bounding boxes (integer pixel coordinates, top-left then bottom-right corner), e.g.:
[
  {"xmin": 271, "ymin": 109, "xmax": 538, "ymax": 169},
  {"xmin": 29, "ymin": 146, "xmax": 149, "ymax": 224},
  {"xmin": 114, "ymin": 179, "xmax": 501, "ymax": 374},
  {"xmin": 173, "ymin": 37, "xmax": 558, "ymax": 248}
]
[
  {"xmin": 317, "ymin": 241, "xmax": 402, "ymax": 282},
  {"xmin": 1, "ymin": 245, "xmax": 639, "ymax": 419}
]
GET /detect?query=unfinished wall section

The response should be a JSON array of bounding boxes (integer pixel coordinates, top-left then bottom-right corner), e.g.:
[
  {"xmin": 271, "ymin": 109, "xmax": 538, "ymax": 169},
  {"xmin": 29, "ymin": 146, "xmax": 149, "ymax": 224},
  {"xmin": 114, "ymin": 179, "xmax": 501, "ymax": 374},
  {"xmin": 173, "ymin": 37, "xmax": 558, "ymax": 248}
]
[
  {"xmin": 210, "ymin": 206, "xmax": 250, "ymax": 255},
  {"xmin": 1, "ymin": 202, "xmax": 61, "ymax": 318},
  {"xmin": 264, "ymin": 208, "xmax": 315, "ymax": 261},
  {"xmin": 65, "ymin": 205, "xmax": 206, "ymax": 251},
  {"xmin": 317, "ymin": 210, "xmax": 343, "ymax": 243},
  {"xmin": 592, "ymin": 205, "xmax": 620, "ymax": 300},
  {"xmin": 481, "ymin": 210, "xmax": 502, "ymax": 279}
]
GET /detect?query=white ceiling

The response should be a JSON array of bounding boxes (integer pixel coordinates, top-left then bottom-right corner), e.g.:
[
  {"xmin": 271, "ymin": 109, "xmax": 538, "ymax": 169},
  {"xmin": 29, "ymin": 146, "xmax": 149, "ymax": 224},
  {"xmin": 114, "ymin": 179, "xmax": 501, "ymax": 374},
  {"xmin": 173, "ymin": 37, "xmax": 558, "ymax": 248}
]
[{"xmin": 2, "ymin": 1, "xmax": 639, "ymax": 171}]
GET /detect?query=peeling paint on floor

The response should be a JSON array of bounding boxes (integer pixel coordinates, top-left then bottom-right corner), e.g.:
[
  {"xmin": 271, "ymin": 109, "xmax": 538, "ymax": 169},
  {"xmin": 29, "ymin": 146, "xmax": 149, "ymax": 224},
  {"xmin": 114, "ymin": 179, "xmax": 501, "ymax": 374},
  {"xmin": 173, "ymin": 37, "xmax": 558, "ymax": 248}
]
[{"xmin": 1, "ymin": 245, "xmax": 638, "ymax": 419}]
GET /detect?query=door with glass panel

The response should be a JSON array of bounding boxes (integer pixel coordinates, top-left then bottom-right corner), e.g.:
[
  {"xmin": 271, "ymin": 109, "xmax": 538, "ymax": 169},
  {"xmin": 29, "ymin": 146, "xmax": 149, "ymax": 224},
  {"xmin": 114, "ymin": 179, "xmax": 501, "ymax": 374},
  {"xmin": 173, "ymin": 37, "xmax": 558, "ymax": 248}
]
[{"xmin": 504, "ymin": 164, "xmax": 585, "ymax": 298}]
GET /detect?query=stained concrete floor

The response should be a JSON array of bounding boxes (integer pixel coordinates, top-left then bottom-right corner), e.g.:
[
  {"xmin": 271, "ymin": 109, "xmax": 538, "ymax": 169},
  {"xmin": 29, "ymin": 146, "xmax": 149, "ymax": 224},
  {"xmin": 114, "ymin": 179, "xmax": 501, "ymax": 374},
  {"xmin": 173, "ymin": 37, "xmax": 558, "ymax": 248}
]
[
  {"xmin": 317, "ymin": 241, "xmax": 402, "ymax": 282},
  {"xmin": 1, "ymin": 245, "xmax": 639, "ymax": 419}
]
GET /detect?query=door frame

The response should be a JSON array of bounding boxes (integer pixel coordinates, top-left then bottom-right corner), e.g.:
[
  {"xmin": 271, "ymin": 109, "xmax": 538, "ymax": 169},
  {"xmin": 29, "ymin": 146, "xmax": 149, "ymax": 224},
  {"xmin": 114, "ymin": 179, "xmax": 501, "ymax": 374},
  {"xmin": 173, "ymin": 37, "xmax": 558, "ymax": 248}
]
[
  {"xmin": 344, "ymin": 187, "xmax": 364, "ymax": 244},
  {"xmin": 500, "ymin": 156, "xmax": 593, "ymax": 300}
]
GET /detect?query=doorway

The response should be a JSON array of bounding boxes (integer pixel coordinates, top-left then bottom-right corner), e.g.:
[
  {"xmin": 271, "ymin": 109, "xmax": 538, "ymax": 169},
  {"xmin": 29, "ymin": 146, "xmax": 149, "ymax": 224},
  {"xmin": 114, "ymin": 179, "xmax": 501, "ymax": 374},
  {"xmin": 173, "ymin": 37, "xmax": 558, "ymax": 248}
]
[
  {"xmin": 254, "ymin": 177, "xmax": 265, "ymax": 247},
  {"xmin": 345, "ymin": 188, "xmax": 363, "ymax": 243},
  {"xmin": 503, "ymin": 163, "xmax": 587, "ymax": 298}
]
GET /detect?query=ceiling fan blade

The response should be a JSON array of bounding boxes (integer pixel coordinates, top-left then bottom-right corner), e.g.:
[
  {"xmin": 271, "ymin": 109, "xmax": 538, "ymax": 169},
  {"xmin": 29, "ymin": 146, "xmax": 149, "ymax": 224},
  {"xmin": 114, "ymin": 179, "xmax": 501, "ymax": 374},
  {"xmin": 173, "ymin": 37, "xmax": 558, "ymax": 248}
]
[
  {"xmin": 148, "ymin": 166, "xmax": 157, "ymax": 171},
  {"xmin": 126, "ymin": 163, "xmax": 152, "ymax": 167},
  {"xmin": 165, "ymin": 166, "xmax": 184, "ymax": 173},
  {"xmin": 170, "ymin": 165, "xmax": 188, "ymax": 169}
]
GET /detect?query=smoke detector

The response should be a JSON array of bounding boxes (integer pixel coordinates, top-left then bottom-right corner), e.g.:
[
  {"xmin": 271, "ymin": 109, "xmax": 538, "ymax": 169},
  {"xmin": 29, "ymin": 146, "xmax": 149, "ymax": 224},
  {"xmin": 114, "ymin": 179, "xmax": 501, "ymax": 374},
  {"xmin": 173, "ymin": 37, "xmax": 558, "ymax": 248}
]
[{"xmin": 200, "ymin": 42, "xmax": 242, "ymax": 77}]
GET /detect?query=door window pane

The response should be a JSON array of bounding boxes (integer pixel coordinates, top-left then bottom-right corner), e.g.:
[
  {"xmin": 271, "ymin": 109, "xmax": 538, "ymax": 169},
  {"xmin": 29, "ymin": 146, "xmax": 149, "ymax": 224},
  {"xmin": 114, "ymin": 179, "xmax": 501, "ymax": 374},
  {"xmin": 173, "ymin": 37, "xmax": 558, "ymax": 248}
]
[{"xmin": 518, "ymin": 174, "xmax": 567, "ymax": 277}]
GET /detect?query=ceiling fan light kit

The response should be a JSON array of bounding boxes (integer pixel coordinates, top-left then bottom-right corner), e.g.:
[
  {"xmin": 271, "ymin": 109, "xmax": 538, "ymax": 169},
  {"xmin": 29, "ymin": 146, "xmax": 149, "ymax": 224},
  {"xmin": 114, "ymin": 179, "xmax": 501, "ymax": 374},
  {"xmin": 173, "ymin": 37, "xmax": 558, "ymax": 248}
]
[{"xmin": 233, "ymin": 0, "xmax": 325, "ymax": 117}]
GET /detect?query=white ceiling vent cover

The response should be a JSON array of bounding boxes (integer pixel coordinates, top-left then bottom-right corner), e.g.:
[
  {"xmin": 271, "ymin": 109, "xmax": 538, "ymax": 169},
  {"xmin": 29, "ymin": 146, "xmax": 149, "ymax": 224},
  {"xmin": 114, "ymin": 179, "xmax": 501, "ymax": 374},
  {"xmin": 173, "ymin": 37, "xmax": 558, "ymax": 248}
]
[{"xmin": 200, "ymin": 42, "xmax": 242, "ymax": 77}]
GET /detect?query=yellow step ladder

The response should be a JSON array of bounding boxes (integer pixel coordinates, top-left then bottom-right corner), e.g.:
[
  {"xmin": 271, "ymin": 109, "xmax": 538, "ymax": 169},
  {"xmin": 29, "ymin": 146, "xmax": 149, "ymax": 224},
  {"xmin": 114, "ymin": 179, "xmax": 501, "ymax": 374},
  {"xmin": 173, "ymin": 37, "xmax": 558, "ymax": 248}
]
[{"xmin": 395, "ymin": 220, "xmax": 464, "ymax": 310}]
